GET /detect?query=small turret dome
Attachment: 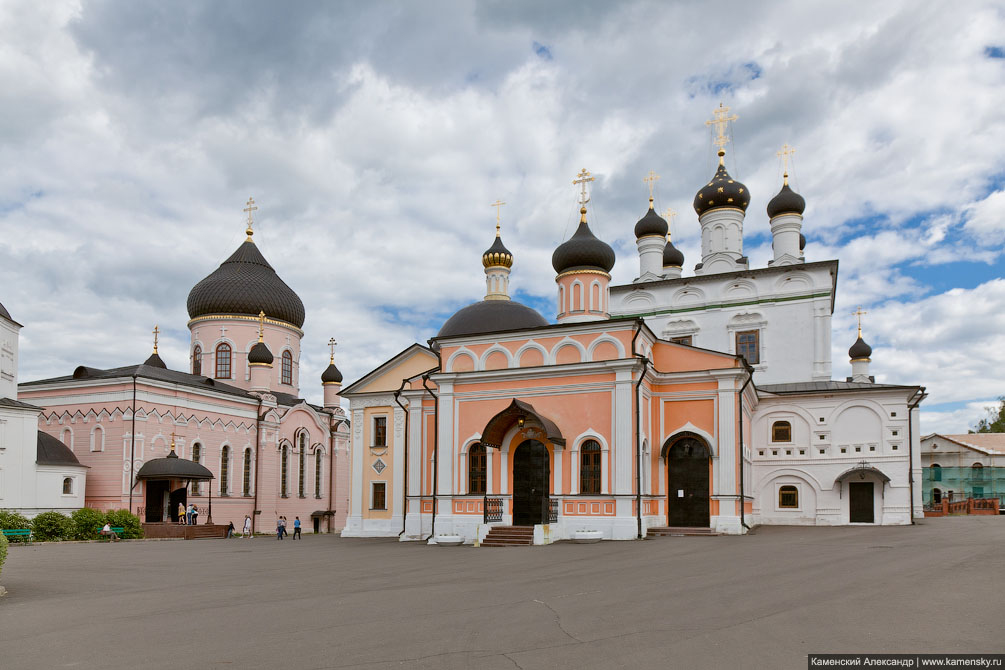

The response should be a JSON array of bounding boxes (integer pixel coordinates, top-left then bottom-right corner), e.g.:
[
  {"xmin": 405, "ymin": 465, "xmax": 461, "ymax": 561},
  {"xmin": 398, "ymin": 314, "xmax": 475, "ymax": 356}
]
[
  {"xmin": 693, "ymin": 159, "xmax": 749, "ymax": 217},
  {"xmin": 848, "ymin": 336, "xmax": 872, "ymax": 360},
  {"xmin": 662, "ymin": 238, "xmax": 684, "ymax": 268},
  {"xmin": 767, "ymin": 180, "xmax": 806, "ymax": 219},
  {"xmin": 248, "ymin": 341, "xmax": 274, "ymax": 365},
  {"xmin": 552, "ymin": 208, "xmax": 616, "ymax": 274},
  {"xmin": 482, "ymin": 235, "xmax": 513, "ymax": 269},
  {"xmin": 634, "ymin": 200, "xmax": 668, "ymax": 239},
  {"xmin": 321, "ymin": 362, "xmax": 343, "ymax": 384}
]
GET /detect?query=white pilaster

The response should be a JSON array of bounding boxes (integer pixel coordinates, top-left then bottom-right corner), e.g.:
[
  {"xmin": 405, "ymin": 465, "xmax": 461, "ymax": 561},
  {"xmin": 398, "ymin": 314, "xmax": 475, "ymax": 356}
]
[{"xmin": 614, "ymin": 368, "xmax": 634, "ymax": 494}]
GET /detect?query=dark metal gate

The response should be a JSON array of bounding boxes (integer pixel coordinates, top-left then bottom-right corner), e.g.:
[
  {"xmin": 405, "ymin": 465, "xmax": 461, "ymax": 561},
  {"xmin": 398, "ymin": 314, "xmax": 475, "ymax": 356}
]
[
  {"xmin": 849, "ymin": 482, "xmax": 875, "ymax": 523},
  {"xmin": 667, "ymin": 437, "xmax": 710, "ymax": 527},
  {"xmin": 513, "ymin": 440, "xmax": 549, "ymax": 526}
]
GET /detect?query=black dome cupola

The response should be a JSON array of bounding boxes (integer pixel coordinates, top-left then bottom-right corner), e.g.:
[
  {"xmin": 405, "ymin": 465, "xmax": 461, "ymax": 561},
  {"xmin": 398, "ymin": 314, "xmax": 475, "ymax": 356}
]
[
  {"xmin": 663, "ymin": 235, "xmax": 684, "ymax": 268},
  {"xmin": 187, "ymin": 199, "xmax": 306, "ymax": 328},
  {"xmin": 767, "ymin": 178, "xmax": 806, "ymax": 219},
  {"xmin": 848, "ymin": 336, "xmax": 872, "ymax": 360},
  {"xmin": 693, "ymin": 154, "xmax": 750, "ymax": 217},
  {"xmin": 552, "ymin": 207, "xmax": 616, "ymax": 275},
  {"xmin": 634, "ymin": 197, "xmax": 669, "ymax": 239}
]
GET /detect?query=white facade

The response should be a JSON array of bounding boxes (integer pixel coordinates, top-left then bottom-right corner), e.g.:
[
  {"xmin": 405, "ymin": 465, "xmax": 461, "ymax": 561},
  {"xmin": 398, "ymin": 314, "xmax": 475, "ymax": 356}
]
[{"xmin": 611, "ymin": 261, "xmax": 836, "ymax": 385}]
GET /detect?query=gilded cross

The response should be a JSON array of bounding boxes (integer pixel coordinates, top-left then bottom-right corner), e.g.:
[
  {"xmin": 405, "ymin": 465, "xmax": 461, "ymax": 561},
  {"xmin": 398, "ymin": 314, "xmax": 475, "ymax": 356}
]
[
  {"xmin": 705, "ymin": 102, "xmax": 738, "ymax": 152},
  {"xmin": 777, "ymin": 144, "xmax": 795, "ymax": 184},
  {"xmin": 643, "ymin": 170, "xmax": 660, "ymax": 199},
  {"xmin": 258, "ymin": 311, "xmax": 266, "ymax": 342},
  {"xmin": 152, "ymin": 325, "xmax": 159, "ymax": 353},
  {"xmin": 328, "ymin": 337, "xmax": 337, "ymax": 363},
  {"xmin": 170, "ymin": 431, "xmax": 176, "ymax": 452},
  {"xmin": 243, "ymin": 197, "xmax": 258, "ymax": 240},
  {"xmin": 852, "ymin": 306, "xmax": 867, "ymax": 337},
  {"xmin": 573, "ymin": 168, "xmax": 594, "ymax": 206},
  {"xmin": 490, "ymin": 200, "xmax": 506, "ymax": 236},
  {"xmin": 663, "ymin": 207, "xmax": 677, "ymax": 239}
]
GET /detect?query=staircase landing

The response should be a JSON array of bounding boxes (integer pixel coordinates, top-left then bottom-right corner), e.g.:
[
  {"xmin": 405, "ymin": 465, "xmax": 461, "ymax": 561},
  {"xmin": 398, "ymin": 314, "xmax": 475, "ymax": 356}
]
[{"xmin": 481, "ymin": 525, "xmax": 534, "ymax": 547}]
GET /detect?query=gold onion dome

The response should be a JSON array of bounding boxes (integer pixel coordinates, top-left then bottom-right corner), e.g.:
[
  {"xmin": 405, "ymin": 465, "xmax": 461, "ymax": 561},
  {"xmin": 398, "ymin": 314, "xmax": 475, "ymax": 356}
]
[
  {"xmin": 693, "ymin": 152, "xmax": 750, "ymax": 216},
  {"xmin": 482, "ymin": 235, "xmax": 514, "ymax": 268}
]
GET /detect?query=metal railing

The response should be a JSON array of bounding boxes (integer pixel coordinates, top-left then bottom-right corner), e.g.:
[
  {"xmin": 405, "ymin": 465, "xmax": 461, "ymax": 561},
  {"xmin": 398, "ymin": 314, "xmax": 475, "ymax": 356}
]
[
  {"xmin": 549, "ymin": 498, "xmax": 559, "ymax": 523},
  {"xmin": 483, "ymin": 498, "xmax": 503, "ymax": 523}
]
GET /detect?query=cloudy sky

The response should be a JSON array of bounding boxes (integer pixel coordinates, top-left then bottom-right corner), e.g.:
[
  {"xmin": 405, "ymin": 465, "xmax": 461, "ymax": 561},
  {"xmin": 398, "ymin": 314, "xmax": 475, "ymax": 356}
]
[{"xmin": 1, "ymin": 1, "xmax": 1003, "ymax": 433}]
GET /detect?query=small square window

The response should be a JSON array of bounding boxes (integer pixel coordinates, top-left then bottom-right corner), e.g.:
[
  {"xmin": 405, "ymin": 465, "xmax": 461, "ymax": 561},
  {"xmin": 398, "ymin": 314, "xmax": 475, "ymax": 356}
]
[
  {"xmin": 855, "ymin": 447, "xmax": 862, "ymax": 453},
  {"xmin": 841, "ymin": 448, "xmax": 847, "ymax": 454},
  {"xmin": 891, "ymin": 412, "xmax": 897, "ymax": 417},
  {"xmin": 892, "ymin": 430, "xmax": 898, "ymax": 436},
  {"xmin": 819, "ymin": 449, "xmax": 826, "ymax": 455},
  {"xmin": 772, "ymin": 450, "xmax": 778, "ymax": 456},
  {"xmin": 818, "ymin": 417, "xmax": 825, "ymax": 422},
  {"xmin": 869, "ymin": 446, "xmax": 876, "ymax": 452},
  {"xmin": 785, "ymin": 450, "xmax": 792, "ymax": 456},
  {"xmin": 892, "ymin": 445, "xmax": 899, "ymax": 450},
  {"xmin": 799, "ymin": 450, "xmax": 805, "ymax": 455},
  {"xmin": 819, "ymin": 435, "xmax": 825, "ymax": 440},
  {"xmin": 758, "ymin": 450, "xmax": 764, "ymax": 456}
]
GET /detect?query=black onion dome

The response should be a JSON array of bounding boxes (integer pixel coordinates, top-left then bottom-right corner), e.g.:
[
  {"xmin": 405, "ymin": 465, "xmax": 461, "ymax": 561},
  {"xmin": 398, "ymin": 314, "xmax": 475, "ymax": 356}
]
[
  {"xmin": 143, "ymin": 352, "xmax": 167, "ymax": 369},
  {"xmin": 693, "ymin": 163, "xmax": 749, "ymax": 216},
  {"xmin": 634, "ymin": 203, "xmax": 668, "ymax": 239},
  {"xmin": 248, "ymin": 341, "xmax": 274, "ymax": 365},
  {"xmin": 322, "ymin": 362, "xmax": 343, "ymax": 383},
  {"xmin": 438, "ymin": 300, "xmax": 547, "ymax": 339},
  {"xmin": 663, "ymin": 239, "xmax": 685, "ymax": 267},
  {"xmin": 37, "ymin": 432, "xmax": 82, "ymax": 466},
  {"xmin": 848, "ymin": 336, "xmax": 872, "ymax": 360},
  {"xmin": 482, "ymin": 235, "xmax": 514, "ymax": 268},
  {"xmin": 187, "ymin": 241, "xmax": 305, "ymax": 328},
  {"xmin": 552, "ymin": 214, "xmax": 616, "ymax": 274},
  {"xmin": 799, "ymin": 233, "xmax": 806, "ymax": 251},
  {"xmin": 767, "ymin": 182, "xmax": 806, "ymax": 218}
]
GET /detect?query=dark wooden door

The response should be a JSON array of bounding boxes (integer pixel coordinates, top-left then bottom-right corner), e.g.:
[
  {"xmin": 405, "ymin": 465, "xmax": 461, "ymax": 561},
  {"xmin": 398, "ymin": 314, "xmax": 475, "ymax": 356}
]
[
  {"xmin": 667, "ymin": 438, "xmax": 710, "ymax": 527},
  {"xmin": 849, "ymin": 482, "xmax": 874, "ymax": 523},
  {"xmin": 513, "ymin": 440, "xmax": 549, "ymax": 526},
  {"xmin": 168, "ymin": 486, "xmax": 188, "ymax": 523}
]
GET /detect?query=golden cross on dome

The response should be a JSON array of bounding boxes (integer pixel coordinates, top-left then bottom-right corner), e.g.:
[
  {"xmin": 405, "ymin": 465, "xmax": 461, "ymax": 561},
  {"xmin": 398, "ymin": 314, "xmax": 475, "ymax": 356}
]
[
  {"xmin": 243, "ymin": 197, "xmax": 258, "ymax": 241},
  {"xmin": 643, "ymin": 170, "xmax": 660, "ymax": 200},
  {"xmin": 170, "ymin": 431, "xmax": 176, "ymax": 452},
  {"xmin": 152, "ymin": 325, "xmax": 159, "ymax": 354},
  {"xmin": 257, "ymin": 311, "xmax": 266, "ymax": 342},
  {"xmin": 573, "ymin": 168, "xmax": 594, "ymax": 207},
  {"xmin": 328, "ymin": 337, "xmax": 337, "ymax": 363},
  {"xmin": 490, "ymin": 199, "xmax": 506, "ymax": 236},
  {"xmin": 663, "ymin": 207, "xmax": 677, "ymax": 238},
  {"xmin": 777, "ymin": 144, "xmax": 795, "ymax": 184},
  {"xmin": 852, "ymin": 306, "xmax": 867, "ymax": 337},
  {"xmin": 706, "ymin": 102, "xmax": 738, "ymax": 162}
]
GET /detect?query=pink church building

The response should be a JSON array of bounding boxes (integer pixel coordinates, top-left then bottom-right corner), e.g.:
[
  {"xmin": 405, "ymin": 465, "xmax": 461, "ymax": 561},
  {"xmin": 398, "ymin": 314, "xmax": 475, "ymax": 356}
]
[{"xmin": 18, "ymin": 207, "xmax": 350, "ymax": 534}]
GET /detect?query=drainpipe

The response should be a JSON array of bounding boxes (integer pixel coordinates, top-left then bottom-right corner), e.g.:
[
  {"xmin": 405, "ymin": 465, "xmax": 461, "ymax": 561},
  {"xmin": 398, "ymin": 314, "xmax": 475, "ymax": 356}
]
[
  {"xmin": 737, "ymin": 362, "xmax": 754, "ymax": 532},
  {"xmin": 907, "ymin": 387, "xmax": 927, "ymax": 524},
  {"xmin": 129, "ymin": 374, "xmax": 137, "ymax": 515},
  {"xmin": 631, "ymin": 321, "xmax": 647, "ymax": 539},
  {"xmin": 422, "ymin": 373, "xmax": 439, "ymax": 541},
  {"xmin": 393, "ymin": 378, "xmax": 409, "ymax": 538},
  {"xmin": 328, "ymin": 416, "xmax": 336, "ymax": 534},
  {"xmin": 251, "ymin": 396, "xmax": 264, "ymax": 534}
]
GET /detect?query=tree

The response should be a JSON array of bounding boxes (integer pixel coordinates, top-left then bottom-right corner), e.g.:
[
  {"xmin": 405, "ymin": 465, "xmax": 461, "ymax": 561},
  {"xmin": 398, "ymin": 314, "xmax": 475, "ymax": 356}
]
[{"xmin": 971, "ymin": 396, "xmax": 1005, "ymax": 433}]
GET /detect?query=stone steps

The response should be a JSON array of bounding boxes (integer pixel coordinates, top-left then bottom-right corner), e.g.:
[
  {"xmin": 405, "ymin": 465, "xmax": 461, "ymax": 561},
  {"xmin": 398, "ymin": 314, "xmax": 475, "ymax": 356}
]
[
  {"xmin": 481, "ymin": 525, "xmax": 534, "ymax": 547},
  {"xmin": 647, "ymin": 526, "xmax": 720, "ymax": 537}
]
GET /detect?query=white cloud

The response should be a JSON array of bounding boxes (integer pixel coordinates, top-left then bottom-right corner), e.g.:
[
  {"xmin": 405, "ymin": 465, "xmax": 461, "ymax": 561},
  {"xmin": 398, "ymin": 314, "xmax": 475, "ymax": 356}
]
[{"xmin": 964, "ymin": 190, "xmax": 1005, "ymax": 244}]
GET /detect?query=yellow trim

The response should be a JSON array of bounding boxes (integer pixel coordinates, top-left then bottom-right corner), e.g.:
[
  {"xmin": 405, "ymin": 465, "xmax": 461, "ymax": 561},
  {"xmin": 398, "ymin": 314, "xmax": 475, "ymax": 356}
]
[
  {"xmin": 323, "ymin": 381, "xmax": 341, "ymax": 386},
  {"xmin": 699, "ymin": 206, "xmax": 746, "ymax": 216},
  {"xmin": 637, "ymin": 234, "xmax": 665, "ymax": 240},
  {"xmin": 249, "ymin": 362, "xmax": 273, "ymax": 368},
  {"xmin": 187, "ymin": 314, "xmax": 304, "ymax": 336},
  {"xmin": 555, "ymin": 269, "xmax": 611, "ymax": 280},
  {"xmin": 850, "ymin": 357, "xmax": 871, "ymax": 363},
  {"xmin": 769, "ymin": 212, "xmax": 803, "ymax": 222}
]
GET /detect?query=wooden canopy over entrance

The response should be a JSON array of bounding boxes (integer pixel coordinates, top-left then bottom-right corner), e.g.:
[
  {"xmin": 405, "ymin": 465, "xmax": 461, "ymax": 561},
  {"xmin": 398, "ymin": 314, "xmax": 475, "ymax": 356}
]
[{"xmin": 480, "ymin": 399, "xmax": 565, "ymax": 449}]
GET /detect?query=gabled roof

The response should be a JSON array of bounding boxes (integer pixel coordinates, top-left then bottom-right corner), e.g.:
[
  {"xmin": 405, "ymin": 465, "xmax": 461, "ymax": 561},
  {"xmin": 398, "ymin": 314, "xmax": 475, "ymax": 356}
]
[
  {"xmin": 0, "ymin": 396, "xmax": 44, "ymax": 411},
  {"xmin": 340, "ymin": 343, "xmax": 437, "ymax": 396},
  {"xmin": 922, "ymin": 433, "xmax": 1005, "ymax": 456},
  {"xmin": 21, "ymin": 363, "xmax": 254, "ymax": 399}
]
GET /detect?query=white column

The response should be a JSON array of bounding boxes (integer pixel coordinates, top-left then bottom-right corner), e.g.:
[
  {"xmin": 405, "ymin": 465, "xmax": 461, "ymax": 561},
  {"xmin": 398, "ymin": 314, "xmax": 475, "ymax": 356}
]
[
  {"xmin": 436, "ymin": 383, "xmax": 454, "ymax": 498},
  {"xmin": 554, "ymin": 447, "xmax": 563, "ymax": 495},
  {"xmin": 769, "ymin": 213, "xmax": 802, "ymax": 265},
  {"xmin": 636, "ymin": 235, "xmax": 664, "ymax": 280},
  {"xmin": 570, "ymin": 447, "xmax": 579, "ymax": 494},
  {"xmin": 614, "ymin": 369, "xmax": 634, "ymax": 494},
  {"xmin": 392, "ymin": 407, "xmax": 406, "ymax": 526}
]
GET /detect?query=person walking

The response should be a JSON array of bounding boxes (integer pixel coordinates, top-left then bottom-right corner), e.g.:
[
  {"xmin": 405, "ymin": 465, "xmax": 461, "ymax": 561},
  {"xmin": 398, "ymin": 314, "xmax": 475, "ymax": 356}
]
[
  {"xmin": 185, "ymin": 503, "xmax": 193, "ymax": 525},
  {"xmin": 178, "ymin": 502, "xmax": 187, "ymax": 524},
  {"xmin": 225, "ymin": 521, "xmax": 235, "ymax": 538},
  {"xmin": 243, "ymin": 515, "xmax": 252, "ymax": 539},
  {"xmin": 280, "ymin": 516, "xmax": 288, "ymax": 539},
  {"xmin": 292, "ymin": 516, "xmax": 301, "ymax": 540},
  {"xmin": 276, "ymin": 516, "xmax": 284, "ymax": 540},
  {"xmin": 190, "ymin": 505, "xmax": 199, "ymax": 526}
]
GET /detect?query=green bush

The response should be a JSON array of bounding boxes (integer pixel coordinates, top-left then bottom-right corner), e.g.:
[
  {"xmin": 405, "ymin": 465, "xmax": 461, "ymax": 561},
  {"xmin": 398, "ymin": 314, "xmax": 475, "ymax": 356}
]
[
  {"xmin": 0, "ymin": 532, "xmax": 7, "ymax": 580},
  {"xmin": 31, "ymin": 511, "xmax": 71, "ymax": 541},
  {"xmin": 104, "ymin": 509, "xmax": 143, "ymax": 539},
  {"xmin": 0, "ymin": 510, "xmax": 31, "ymax": 531},
  {"xmin": 70, "ymin": 507, "xmax": 106, "ymax": 541}
]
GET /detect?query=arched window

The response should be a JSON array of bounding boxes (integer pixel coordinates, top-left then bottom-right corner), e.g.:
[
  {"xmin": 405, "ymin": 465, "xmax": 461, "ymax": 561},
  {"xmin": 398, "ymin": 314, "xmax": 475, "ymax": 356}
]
[
  {"xmin": 580, "ymin": 440, "xmax": 601, "ymax": 494},
  {"xmin": 61, "ymin": 428, "xmax": 73, "ymax": 451},
  {"xmin": 468, "ymin": 444, "xmax": 486, "ymax": 494},
  {"xmin": 779, "ymin": 485, "xmax": 798, "ymax": 508},
  {"xmin": 298, "ymin": 432, "xmax": 307, "ymax": 497},
  {"xmin": 243, "ymin": 448, "xmax": 252, "ymax": 496},
  {"xmin": 931, "ymin": 464, "xmax": 942, "ymax": 482},
  {"xmin": 315, "ymin": 449, "xmax": 323, "ymax": 498},
  {"xmin": 281, "ymin": 350, "xmax": 293, "ymax": 385},
  {"xmin": 215, "ymin": 343, "xmax": 232, "ymax": 379},
  {"xmin": 972, "ymin": 463, "xmax": 985, "ymax": 481},
  {"xmin": 192, "ymin": 346, "xmax": 202, "ymax": 376},
  {"xmin": 220, "ymin": 445, "xmax": 230, "ymax": 496},
  {"xmin": 771, "ymin": 421, "xmax": 791, "ymax": 442},
  {"xmin": 933, "ymin": 488, "xmax": 942, "ymax": 504},
  {"xmin": 62, "ymin": 477, "xmax": 73, "ymax": 495},
  {"xmin": 191, "ymin": 444, "xmax": 202, "ymax": 495},
  {"xmin": 90, "ymin": 425, "xmax": 104, "ymax": 452},
  {"xmin": 281, "ymin": 445, "xmax": 289, "ymax": 497}
]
